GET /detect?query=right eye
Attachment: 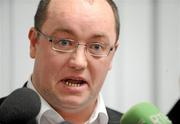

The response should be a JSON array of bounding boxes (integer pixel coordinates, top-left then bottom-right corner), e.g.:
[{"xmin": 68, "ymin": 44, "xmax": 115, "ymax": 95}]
[
  {"xmin": 53, "ymin": 39, "xmax": 75, "ymax": 51},
  {"xmin": 57, "ymin": 39, "xmax": 72, "ymax": 47}
]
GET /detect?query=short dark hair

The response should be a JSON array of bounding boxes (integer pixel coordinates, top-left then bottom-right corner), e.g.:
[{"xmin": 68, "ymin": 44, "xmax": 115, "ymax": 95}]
[
  {"xmin": 34, "ymin": 0, "xmax": 50, "ymax": 30},
  {"xmin": 34, "ymin": 0, "xmax": 120, "ymax": 40},
  {"xmin": 106, "ymin": 0, "xmax": 120, "ymax": 40}
]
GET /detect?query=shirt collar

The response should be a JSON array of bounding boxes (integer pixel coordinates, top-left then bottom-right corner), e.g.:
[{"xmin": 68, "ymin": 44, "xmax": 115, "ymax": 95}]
[
  {"xmin": 86, "ymin": 94, "xmax": 108, "ymax": 124},
  {"xmin": 27, "ymin": 76, "xmax": 108, "ymax": 124}
]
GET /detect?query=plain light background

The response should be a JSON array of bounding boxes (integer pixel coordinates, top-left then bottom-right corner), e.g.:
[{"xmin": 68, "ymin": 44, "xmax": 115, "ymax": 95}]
[{"xmin": 0, "ymin": 0, "xmax": 179, "ymax": 114}]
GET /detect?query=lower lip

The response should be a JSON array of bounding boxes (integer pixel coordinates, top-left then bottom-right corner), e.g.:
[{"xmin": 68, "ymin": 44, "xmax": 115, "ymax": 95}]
[{"xmin": 58, "ymin": 81, "xmax": 88, "ymax": 93}]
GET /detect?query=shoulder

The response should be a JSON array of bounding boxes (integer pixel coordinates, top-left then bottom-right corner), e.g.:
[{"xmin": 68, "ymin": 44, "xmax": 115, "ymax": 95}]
[
  {"xmin": 0, "ymin": 96, "xmax": 7, "ymax": 105},
  {"xmin": 106, "ymin": 107, "xmax": 123, "ymax": 124},
  {"xmin": 0, "ymin": 82, "xmax": 27, "ymax": 105},
  {"xmin": 168, "ymin": 99, "xmax": 180, "ymax": 124}
]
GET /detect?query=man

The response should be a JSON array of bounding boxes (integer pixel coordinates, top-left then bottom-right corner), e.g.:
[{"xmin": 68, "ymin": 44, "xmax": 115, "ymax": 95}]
[{"xmin": 1, "ymin": 0, "xmax": 122, "ymax": 123}]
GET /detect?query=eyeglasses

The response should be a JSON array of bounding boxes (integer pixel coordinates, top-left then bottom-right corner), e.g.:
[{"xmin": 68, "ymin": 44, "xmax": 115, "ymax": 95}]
[{"xmin": 36, "ymin": 28, "xmax": 114, "ymax": 57}]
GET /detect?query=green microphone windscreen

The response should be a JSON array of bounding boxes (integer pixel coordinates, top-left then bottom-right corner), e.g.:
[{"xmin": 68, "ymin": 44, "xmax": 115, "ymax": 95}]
[{"xmin": 120, "ymin": 102, "xmax": 172, "ymax": 124}]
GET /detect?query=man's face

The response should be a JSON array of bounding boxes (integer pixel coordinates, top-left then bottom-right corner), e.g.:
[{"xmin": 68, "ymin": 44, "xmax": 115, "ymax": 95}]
[{"xmin": 29, "ymin": 0, "xmax": 117, "ymax": 113}]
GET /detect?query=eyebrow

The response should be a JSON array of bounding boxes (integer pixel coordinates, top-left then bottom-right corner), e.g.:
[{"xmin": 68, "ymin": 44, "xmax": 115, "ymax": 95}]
[
  {"xmin": 90, "ymin": 34, "xmax": 110, "ymax": 43},
  {"xmin": 51, "ymin": 28, "xmax": 111, "ymax": 43},
  {"xmin": 51, "ymin": 28, "xmax": 75, "ymax": 36}
]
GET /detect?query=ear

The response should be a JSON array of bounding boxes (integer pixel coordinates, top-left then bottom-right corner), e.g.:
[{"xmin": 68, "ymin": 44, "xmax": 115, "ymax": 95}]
[
  {"xmin": 114, "ymin": 41, "xmax": 119, "ymax": 51},
  {"xmin": 108, "ymin": 41, "xmax": 119, "ymax": 70},
  {"xmin": 28, "ymin": 27, "xmax": 38, "ymax": 58}
]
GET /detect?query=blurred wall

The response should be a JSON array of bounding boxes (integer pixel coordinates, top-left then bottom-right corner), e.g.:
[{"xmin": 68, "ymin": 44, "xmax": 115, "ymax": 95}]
[{"xmin": 0, "ymin": 0, "xmax": 179, "ymax": 114}]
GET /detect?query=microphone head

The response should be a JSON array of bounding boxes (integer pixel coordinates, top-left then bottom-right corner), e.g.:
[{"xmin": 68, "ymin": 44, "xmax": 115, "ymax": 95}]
[
  {"xmin": 120, "ymin": 102, "xmax": 172, "ymax": 124},
  {"xmin": 0, "ymin": 88, "xmax": 41, "ymax": 124}
]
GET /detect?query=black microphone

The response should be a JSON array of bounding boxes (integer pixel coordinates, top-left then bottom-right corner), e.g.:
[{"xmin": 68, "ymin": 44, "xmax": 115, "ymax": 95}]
[
  {"xmin": 168, "ymin": 99, "xmax": 180, "ymax": 124},
  {"xmin": 0, "ymin": 88, "xmax": 41, "ymax": 124},
  {"xmin": 26, "ymin": 118, "xmax": 38, "ymax": 124}
]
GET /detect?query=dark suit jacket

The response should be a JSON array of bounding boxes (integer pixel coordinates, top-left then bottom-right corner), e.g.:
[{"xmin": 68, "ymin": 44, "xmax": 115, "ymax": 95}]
[
  {"xmin": 0, "ymin": 87, "xmax": 122, "ymax": 124},
  {"xmin": 168, "ymin": 99, "xmax": 180, "ymax": 124}
]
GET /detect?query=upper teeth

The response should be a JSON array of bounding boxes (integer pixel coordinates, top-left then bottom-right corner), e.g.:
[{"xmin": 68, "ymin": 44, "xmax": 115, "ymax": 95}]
[{"xmin": 65, "ymin": 81, "xmax": 81, "ymax": 87}]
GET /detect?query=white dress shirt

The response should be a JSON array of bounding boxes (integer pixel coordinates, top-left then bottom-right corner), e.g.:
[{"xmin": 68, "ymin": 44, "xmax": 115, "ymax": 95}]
[{"xmin": 27, "ymin": 76, "xmax": 108, "ymax": 124}]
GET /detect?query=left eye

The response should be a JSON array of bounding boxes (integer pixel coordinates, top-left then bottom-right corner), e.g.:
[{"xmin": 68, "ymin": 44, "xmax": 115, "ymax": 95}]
[{"xmin": 89, "ymin": 43, "xmax": 105, "ymax": 51}]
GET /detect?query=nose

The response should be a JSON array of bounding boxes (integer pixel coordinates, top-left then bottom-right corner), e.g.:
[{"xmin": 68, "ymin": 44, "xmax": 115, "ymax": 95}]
[{"xmin": 68, "ymin": 45, "xmax": 88, "ymax": 71}]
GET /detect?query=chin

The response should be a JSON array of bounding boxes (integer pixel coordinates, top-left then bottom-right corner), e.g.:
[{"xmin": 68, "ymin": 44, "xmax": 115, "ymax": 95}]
[{"xmin": 58, "ymin": 97, "xmax": 90, "ymax": 109}]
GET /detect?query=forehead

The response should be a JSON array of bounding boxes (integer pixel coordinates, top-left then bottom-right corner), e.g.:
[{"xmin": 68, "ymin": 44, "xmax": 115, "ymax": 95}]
[
  {"xmin": 47, "ymin": 0, "xmax": 112, "ymax": 14},
  {"xmin": 43, "ymin": 0, "xmax": 116, "ymax": 41}
]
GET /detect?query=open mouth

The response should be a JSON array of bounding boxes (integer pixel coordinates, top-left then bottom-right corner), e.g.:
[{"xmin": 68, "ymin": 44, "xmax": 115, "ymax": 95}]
[{"xmin": 62, "ymin": 79, "xmax": 87, "ymax": 87}]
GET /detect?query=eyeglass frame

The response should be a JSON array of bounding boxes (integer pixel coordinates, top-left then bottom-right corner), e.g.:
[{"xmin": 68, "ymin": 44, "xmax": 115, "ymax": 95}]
[{"xmin": 35, "ymin": 28, "xmax": 116, "ymax": 57}]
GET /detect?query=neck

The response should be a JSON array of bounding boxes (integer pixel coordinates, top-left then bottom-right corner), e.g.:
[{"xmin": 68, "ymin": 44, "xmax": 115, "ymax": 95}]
[{"xmin": 57, "ymin": 99, "xmax": 97, "ymax": 124}]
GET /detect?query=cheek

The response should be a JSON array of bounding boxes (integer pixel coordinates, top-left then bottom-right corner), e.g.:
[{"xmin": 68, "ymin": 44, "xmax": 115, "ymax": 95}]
[
  {"xmin": 90, "ymin": 58, "xmax": 112, "ymax": 86},
  {"xmin": 33, "ymin": 47, "xmax": 67, "ymax": 88},
  {"xmin": 40, "ymin": 56, "xmax": 65, "ymax": 80}
]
